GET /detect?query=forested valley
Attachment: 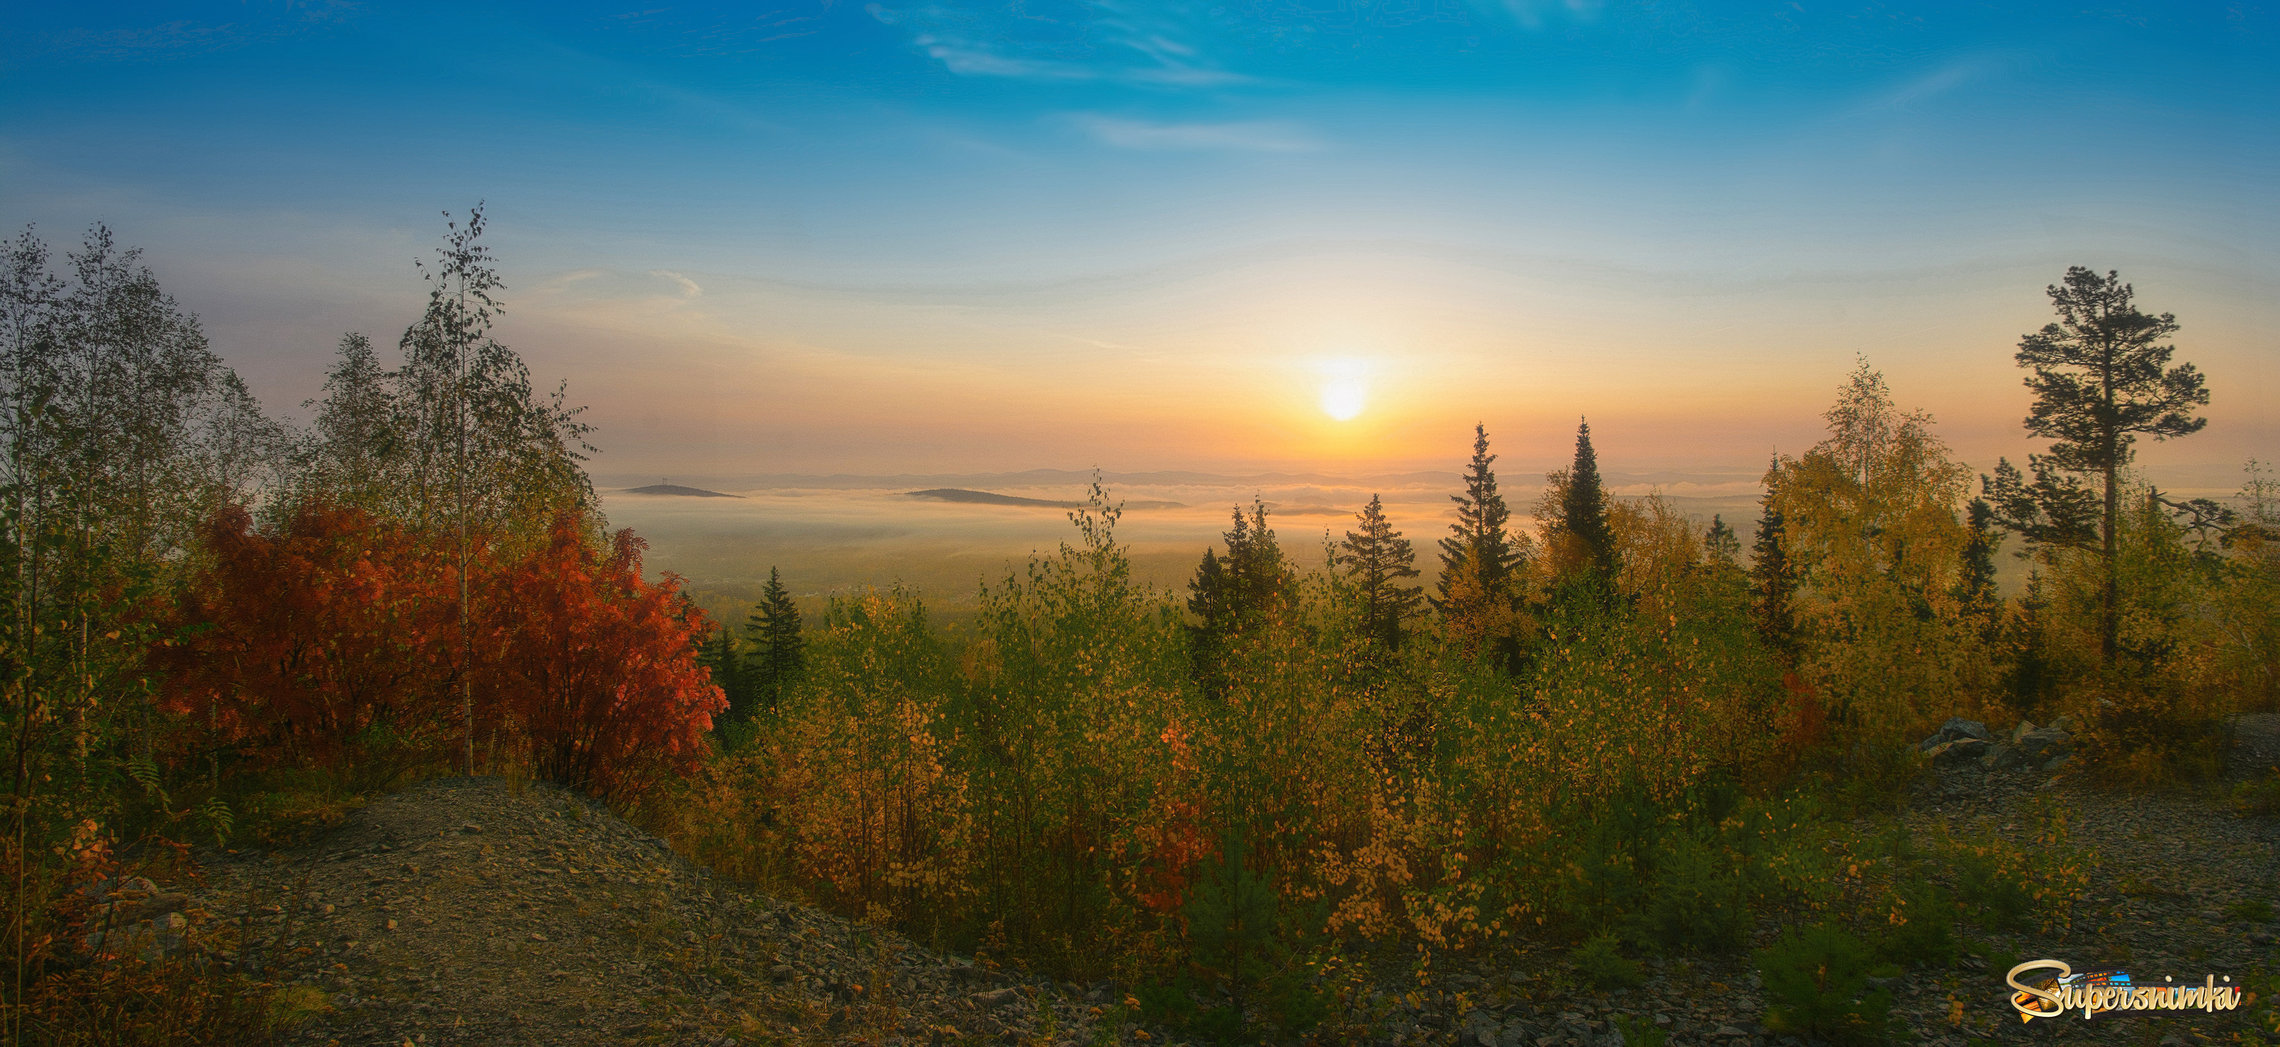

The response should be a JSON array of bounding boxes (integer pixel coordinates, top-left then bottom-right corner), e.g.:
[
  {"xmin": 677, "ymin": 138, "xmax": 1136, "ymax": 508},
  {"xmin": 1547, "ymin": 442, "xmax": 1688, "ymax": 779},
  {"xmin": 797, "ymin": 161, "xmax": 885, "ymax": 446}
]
[{"xmin": 5, "ymin": 210, "xmax": 2277, "ymax": 1045}]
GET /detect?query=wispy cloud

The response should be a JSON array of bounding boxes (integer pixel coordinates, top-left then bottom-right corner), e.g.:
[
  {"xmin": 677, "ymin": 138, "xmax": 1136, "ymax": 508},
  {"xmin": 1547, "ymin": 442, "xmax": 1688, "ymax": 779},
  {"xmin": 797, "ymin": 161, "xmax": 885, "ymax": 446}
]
[
  {"xmin": 1862, "ymin": 56, "xmax": 2002, "ymax": 112},
  {"xmin": 650, "ymin": 269, "xmax": 703, "ymax": 299},
  {"xmin": 867, "ymin": 2, "xmax": 1251, "ymax": 87},
  {"xmin": 1072, "ymin": 114, "xmax": 1321, "ymax": 152}
]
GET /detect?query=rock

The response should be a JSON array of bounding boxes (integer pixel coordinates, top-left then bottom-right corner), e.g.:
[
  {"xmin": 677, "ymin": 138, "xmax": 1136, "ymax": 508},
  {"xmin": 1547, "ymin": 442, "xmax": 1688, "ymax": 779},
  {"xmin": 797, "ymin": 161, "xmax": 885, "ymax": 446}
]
[
  {"xmin": 972, "ymin": 987, "xmax": 1023, "ymax": 1011},
  {"xmin": 1981, "ymin": 745, "xmax": 2024, "ymax": 772},
  {"xmin": 1941, "ymin": 717, "xmax": 1993, "ymax": 743},
  {"xmin": 2015, "ymin": 727, "xmax": 2072, "ymax": 760},
  {"xmin": 2042, "ymin": 753, "xmax": 2072, "ymax": 772},
  {"xmin": 111, "ymin": 891, "xmax": 193, "ymax": 924},
  {"xmin": 2011, "ymin": 720, "xmax": 2038, "ymax": 743},
  {"xmin": 1928, "ymin": 738, "xmax": 1992, "ymax": 767}
]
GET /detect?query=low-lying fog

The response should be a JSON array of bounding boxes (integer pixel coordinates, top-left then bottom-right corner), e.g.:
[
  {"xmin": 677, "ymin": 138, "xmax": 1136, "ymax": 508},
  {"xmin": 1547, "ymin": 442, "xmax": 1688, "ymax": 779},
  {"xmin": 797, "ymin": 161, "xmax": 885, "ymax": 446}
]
[{"xmin": 598, "ymin": 471, "xmax": 1770, "ymax": 628}]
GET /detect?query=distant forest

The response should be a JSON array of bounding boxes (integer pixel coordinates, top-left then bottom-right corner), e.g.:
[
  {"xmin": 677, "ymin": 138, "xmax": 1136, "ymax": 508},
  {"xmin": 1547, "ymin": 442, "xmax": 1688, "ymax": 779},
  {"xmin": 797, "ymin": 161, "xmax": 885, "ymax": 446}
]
[{"xmin": 4, "ymin": 209, "xmax": 2274, "ymax": 1044}]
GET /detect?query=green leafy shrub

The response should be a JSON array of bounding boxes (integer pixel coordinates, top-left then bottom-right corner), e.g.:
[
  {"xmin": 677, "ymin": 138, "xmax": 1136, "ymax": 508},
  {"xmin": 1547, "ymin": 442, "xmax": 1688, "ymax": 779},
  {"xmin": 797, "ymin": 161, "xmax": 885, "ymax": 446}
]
[{"xmin": 1757, "ymin": 923, "xmax": 1893, "ymax": 1046}]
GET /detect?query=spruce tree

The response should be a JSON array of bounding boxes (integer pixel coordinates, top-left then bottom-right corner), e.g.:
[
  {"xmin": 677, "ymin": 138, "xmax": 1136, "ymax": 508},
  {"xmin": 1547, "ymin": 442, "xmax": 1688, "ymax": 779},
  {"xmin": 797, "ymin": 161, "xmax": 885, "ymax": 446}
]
[
  {"xmin": 1749, "ymin": 457, "xmax": 1796, "ymax": 651},
  {"xmin": 1560, "ymin": 417, "xmax": 1617, "ymax": 583},
  {"xmin": 1340, "ymin": 493, "xmax": 1423, "ymax": 650},
  {"xmin": 1434, "ymin": 423, "xmax": 1522, "ymax": 613},
  {"xmin": 1704, "ymin": 514, "xmax": 1740, "ymax": 569},
  {"xmin": 1187, "ymin": 498, "xmax": 1291, "ymax": 699},
  {"xmin": 746, "ymin": 566, "xmax": 804, "ymax": 713},
  {"xmin": 1955, "ymin": 497, "xmax": 2001, "ymax": 628}
]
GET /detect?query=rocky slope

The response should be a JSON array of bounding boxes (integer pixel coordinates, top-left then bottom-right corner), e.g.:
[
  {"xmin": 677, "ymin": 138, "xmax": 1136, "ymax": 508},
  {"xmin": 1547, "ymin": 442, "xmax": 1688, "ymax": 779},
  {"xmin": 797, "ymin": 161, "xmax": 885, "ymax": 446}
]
[{"xmin": 175, "ymin": 717, "xmax": 2280, "ymax": 1046}]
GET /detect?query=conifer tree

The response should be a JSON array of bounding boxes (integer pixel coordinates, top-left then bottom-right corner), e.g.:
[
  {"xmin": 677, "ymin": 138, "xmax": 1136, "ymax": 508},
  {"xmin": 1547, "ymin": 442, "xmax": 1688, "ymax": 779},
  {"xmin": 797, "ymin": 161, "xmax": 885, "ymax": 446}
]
[
  {"xmin": 1340, "ymin": 493, "xmax": 1423, "ymax": 650},
  {"xmin": 1749, "ymin": 458, "xmax": 1796, "ymax": 650},
  {"xmin": 746, "ymin": 566, "xmax": 804, "ymax": 713},
  {"xmin": 1955, "ymin": 497, "xmax": 2001, "ymax": 629},
  {"xmin": 1559, "ymin": 417, "xmax": 1617, "ymax": 583},
  {"xmin": 1188, "ymin": 498, "xmax": 1290, "ymax": 698},
  {"xmin": 1704, "ymin": 515, "xmax": 1740, "ymax": 569},
  {"xmin": 1434, "ymin": 424, "xmax": 1522, "ymax": 613},
  {"xmin": 1984, "ymin": 267, "xmax": 2207, "ymax": 666}
]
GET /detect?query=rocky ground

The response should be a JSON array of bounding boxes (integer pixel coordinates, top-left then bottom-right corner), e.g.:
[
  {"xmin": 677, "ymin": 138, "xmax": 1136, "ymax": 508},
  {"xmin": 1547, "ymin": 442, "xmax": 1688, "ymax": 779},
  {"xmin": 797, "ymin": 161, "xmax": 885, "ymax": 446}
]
[{"xmin": 152, "ymin": 717, "xmax": 2280, "ymax": 1046}]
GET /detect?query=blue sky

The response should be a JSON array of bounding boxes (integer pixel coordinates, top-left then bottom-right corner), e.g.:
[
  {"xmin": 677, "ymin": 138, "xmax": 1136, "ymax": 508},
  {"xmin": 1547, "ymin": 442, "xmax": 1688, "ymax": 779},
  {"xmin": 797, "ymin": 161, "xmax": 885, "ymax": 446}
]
[{"xmin": 3, "ymin": 1, "xmax": 2273, "ymax": 483}]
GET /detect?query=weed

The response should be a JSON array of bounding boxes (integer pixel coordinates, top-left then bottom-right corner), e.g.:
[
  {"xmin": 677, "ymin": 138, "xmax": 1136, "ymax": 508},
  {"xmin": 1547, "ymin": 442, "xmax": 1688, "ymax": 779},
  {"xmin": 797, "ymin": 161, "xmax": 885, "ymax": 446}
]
[{"xmin": 1614, "ymin": 1012, "xmax": 1668, "ymax": 1046}]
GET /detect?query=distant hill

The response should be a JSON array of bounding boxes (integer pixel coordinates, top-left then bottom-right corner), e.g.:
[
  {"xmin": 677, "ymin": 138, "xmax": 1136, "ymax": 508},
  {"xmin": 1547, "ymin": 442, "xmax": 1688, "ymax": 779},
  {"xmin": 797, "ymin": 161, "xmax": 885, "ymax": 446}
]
[
  {"xmin": 905, "ymin": 488, "xmax": 1079, "ymax": 508},
  {"xmin": 905, "ymin": 488, "xmax": 1186, "ymax": 510},
  {"xmin": 624, "ymin": 484, "xmax": 741, "ymax": 498}
]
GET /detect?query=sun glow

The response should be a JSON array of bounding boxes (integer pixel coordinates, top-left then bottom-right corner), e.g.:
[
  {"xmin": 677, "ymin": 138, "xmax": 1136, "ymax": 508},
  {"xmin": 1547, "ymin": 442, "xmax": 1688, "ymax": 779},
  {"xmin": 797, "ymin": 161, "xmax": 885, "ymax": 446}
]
[{"xmin": 1318, "ymin": 359, "xmax": 1371, "ymax": 421}]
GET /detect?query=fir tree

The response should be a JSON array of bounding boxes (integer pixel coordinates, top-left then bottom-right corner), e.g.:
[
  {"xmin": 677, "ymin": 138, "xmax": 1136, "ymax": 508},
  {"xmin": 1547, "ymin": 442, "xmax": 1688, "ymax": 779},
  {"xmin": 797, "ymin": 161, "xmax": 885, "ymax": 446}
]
[
  {"xmin": 746, "ymin": 566, "xmax": 804, "ymax": 713},
  {"xmin": 1560, "ymin": 417, "xmax": 1617, "ymax": 583},
  {"xmin": 1434, "ymin": 423, "xmax": 1522, "ymax": 614},
  {"xmin": 1187, "ymin": 498, "xmax": 1291, "ymax": 700},
  {"xmin": 1704, "ymin": 514, "xmax": 1740, "ymax": 569},
  {"xmin": 1340, "ymin": 493, "xmax": 1423, "ymax": 650},
  {"xmin": 1749, "ymin": 457, "xmax": 1796, "ymax": 651},
  {"xmin": 1955, "ymin": 497, "xmax": 2001, "ymax": 629}
]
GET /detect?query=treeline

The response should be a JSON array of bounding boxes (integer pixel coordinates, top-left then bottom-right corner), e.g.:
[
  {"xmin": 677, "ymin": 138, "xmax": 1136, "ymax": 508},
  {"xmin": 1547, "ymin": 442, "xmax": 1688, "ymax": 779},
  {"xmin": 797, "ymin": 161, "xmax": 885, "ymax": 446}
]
[
  {"xmin": 653, "ymin": 272, "xmax": 2278, "ymax": 1039},
  {"xmin": 0, "ymin": 209, "xmax": 726, "ymax": 1043}
]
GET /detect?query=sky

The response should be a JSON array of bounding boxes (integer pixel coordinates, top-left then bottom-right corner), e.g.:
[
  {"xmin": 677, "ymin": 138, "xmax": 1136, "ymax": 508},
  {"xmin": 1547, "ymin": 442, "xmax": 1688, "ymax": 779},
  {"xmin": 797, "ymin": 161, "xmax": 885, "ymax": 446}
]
[{"xmin": 3, "ymin": 1, "xmax": 2274, "ymax": 489}]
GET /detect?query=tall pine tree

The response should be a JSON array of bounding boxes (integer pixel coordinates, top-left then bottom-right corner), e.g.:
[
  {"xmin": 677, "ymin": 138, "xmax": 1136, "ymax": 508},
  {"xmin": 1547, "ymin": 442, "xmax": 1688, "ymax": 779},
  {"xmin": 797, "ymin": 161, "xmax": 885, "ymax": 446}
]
[
  {"xmin": 1188, "ymin": 497, "xmax": 1291, "ymax": 699},
  {"xmin": 746, "ymin": 566, "xmax": 804, "ymax": 714},
  {"xmin": 1434, "ymin": 424, "xmax": 1522, "ymax": 613},
  {"xmin": 1558, "ymin": 417, "xmax": 1617, "ymax": 584},
  {"xmin": 1984, "ymin": 266, "xmax": 2208, "ymax": 666},
  {"xmin": 1749, "ymin": 456, "xmax": 1796, "ymax": 651},
  {"xmin": 1341, "ymin": 493, "xmax": 1423, "ymax": 650}
]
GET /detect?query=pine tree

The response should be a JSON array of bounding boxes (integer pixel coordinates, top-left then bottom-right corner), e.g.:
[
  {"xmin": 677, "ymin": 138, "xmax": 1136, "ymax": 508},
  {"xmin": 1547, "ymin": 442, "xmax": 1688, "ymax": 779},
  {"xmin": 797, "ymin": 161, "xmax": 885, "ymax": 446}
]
[
  {"xmin": 1434, "ymin": 423, "xmax": 1522, "ymax": 614},
  {"xmin": 1984, "ymin": 267, "xmax": 2208, "ymax": 666},
  {"xmin": 1955, "ymin": 497, "xmax": 2001, "ymax": 629},
  {"xmin": 1340, "ymin": 493, "xmax": 1423, "ymax": 650},
  {"xmin": 746, "ymin": 566, "xmax": 804, "ymax": 713},
  {"xmin": 1559, "ymin": 417, "xmax": 1617, "ymax": 583},
  {"xmin": 1188, "ymin": 498, "xmax": 1290, "ymax": 699},
  {"xmin": 1704, "ymin": 514, "xmax": 1740, "ymax": 568},
  {"xmin": 1749, "ymin": 457, "xmax": 1795, "ymax": 651}
]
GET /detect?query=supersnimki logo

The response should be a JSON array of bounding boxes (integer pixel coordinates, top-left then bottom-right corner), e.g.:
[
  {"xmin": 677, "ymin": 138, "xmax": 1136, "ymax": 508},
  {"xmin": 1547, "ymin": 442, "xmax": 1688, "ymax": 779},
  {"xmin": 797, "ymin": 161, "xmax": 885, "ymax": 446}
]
[{"xmin": 2007, "ymin": 960, "xmax": 2245, "ymax": 1022}]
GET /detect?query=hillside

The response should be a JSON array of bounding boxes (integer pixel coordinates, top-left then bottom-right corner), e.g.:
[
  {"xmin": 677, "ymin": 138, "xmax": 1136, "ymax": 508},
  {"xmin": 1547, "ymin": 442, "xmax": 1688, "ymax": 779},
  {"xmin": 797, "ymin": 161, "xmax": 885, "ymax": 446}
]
[
  {"xmin": 193, "ymin": 778, "xmax": 1100, "ymax": 1046},
  {"xmin": 174, "ymin": 718, "xmax": 2280, "ymax": 1045}
]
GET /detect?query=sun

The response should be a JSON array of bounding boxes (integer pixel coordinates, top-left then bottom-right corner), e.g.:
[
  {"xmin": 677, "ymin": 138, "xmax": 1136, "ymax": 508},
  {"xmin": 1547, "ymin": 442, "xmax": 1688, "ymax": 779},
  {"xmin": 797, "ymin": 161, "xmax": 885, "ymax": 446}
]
[{"xmin": 1317, "ymin": 360, "xmax": 1371, "ymax": 421}]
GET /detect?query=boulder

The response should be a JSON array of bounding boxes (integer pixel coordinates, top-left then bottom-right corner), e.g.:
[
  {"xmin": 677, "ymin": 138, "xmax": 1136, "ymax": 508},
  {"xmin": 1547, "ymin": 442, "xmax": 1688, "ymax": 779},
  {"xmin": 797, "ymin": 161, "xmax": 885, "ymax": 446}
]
[
  {"xmin": 1921, "ymin": 718, "xmax": 1994, "ymax": 751},
  {"xmin": 1928, "ymin": 738, "xmax": 1992, "ymax": 768},
  {"xmin": 1942, "ymin": 718, "xmax": 1994, "ymax": 743},
  {"xmin": 2015, "ymin": 727, "xmax": 2073, "ymax": 761},
  {"xmin": 2010, "ymin": 720, "xmax": 2038, "ymax": 744}
]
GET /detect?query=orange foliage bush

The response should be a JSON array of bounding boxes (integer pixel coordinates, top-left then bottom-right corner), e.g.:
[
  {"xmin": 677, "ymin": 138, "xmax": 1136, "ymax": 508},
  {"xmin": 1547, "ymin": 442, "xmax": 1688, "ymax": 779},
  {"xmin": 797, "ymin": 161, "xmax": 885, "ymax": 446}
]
[
  {"xmin": 475, "ymin": 511, "xmax": 725, "ymax": 801},
  {"xmin": 162, "ymin": 500, "xmax": 723, "ymax": 802},
  {"xmin": 160, "ymin": 500, "xmax": 457, "ymax": 771}
]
